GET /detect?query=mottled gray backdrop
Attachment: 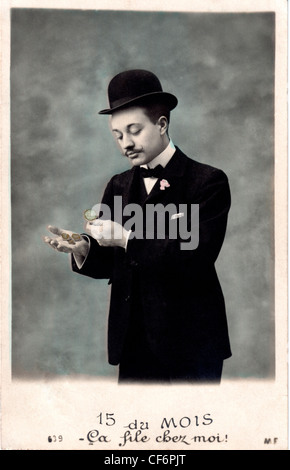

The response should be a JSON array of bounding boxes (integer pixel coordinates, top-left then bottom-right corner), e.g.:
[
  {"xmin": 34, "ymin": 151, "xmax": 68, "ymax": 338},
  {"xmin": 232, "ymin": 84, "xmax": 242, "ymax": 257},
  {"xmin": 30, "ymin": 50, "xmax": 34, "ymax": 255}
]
[{"xmin": 10, "ymin": 9, "xmax": 275, "ymax": 379}]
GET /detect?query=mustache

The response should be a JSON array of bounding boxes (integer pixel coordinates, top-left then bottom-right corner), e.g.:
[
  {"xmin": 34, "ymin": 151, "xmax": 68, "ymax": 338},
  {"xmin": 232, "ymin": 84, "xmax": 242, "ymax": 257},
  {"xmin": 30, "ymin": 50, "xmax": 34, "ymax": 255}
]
[{"xmin": 125, "ymin": 148, "xmax": 143, "ymax": 157}]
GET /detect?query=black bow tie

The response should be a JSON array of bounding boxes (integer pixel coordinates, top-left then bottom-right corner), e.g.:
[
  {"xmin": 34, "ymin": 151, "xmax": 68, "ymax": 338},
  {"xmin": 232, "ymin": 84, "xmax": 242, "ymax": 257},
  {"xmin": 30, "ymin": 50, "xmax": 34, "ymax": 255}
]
[{"xmin": 140, "ymin": 164, "xmax": 164, "ymax": 178}]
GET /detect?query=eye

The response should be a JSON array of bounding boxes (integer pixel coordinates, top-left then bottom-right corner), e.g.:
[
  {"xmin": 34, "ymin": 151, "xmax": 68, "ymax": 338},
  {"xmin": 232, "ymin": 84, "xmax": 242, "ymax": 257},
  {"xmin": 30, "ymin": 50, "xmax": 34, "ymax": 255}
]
[
  {"xmin": 113, "ymin": 132, "xmax": 123, "ymax": 140},
  {"xmin": 130, "ymin": 127, "xmax": 142, "ymax": 136}
]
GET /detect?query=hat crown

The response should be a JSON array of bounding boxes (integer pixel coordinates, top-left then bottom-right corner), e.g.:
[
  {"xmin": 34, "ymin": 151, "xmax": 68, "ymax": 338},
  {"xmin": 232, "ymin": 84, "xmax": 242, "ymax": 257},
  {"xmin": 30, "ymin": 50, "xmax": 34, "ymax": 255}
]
[
  {"xmin": 98, "ymin": 69, "xmax": 178, "ymax": 114},
  {"xmin": 108, "ymin": 70, "xmax": 163, "ymax": 106}
]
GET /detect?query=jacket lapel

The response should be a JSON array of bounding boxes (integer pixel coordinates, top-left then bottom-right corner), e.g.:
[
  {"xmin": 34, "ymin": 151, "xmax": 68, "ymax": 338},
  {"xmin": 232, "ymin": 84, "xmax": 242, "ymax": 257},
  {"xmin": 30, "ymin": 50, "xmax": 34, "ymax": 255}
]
[
  {"xmin": 122, "ymin": 165, "xmax": 140, "ymax": 207},
  {"xmin": 120, "ymin": 166, "xmax": 144, "ymax": 227}
]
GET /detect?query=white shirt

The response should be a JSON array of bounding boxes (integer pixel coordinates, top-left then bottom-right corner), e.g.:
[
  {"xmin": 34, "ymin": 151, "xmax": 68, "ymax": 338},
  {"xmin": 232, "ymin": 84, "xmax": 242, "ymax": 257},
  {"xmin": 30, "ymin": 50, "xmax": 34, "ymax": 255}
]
[{"xmin": 141, "ymin": 139, "xmax": 176, "ymax": 194}]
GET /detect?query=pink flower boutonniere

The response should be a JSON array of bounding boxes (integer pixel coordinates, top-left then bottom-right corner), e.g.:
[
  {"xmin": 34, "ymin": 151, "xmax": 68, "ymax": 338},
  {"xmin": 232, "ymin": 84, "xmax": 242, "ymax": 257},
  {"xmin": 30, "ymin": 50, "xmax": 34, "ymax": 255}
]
[{"xmin": 160, "ymin": 179, "xmax": 170, "ymax": 190}]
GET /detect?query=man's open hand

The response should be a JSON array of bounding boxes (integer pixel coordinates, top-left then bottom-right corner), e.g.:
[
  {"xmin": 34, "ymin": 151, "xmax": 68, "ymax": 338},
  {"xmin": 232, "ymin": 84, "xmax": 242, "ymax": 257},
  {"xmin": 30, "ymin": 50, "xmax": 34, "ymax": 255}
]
[{"xmin": 43, "ymin": 225, "xmax": 89, "ymax": 257}]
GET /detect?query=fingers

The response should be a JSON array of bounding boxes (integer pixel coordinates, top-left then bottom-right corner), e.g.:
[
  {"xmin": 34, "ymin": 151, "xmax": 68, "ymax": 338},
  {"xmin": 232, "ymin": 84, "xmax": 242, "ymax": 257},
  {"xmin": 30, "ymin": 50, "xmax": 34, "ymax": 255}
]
[
  {"xmin": 42, "ymin": 235, "xmax": 59, "ymax": 250},
  {"xmin": 85, "ymin": 221, "xmax": 103, "ymax": 239},
  {"xmin": 90, "ymin": 220, "xmax": 106, "ymax": 240},
  {"xmin": 56, "ymin": 244, "xmax": 73, "ymax": 253},
  {"xmin": 43, "ymin": 225, "xmax": 76, "ymax": 252},
  {"xmin": 47, "ymin": 225, "xmax": 63, "ymax": 236},
  {"xmin": 87, "ymin": 220, "xmax": 103, "ymax": 227},
  {"xmin": 46, "ymin": 226, "xmax": 82, "ymax": 243},
  {"xmin": 42, "ymin": 235, "xmax": 53, "ymax": 246},
  {"xmin": 43, "ymin": 235, "xmax": 74, "ymax": 253}
]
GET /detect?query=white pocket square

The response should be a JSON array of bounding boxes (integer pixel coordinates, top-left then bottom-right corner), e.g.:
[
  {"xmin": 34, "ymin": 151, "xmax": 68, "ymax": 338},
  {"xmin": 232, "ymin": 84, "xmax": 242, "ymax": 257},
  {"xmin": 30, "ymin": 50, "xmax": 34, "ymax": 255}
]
[{"xmin": 171, "ymin": 212, "xmax": 185, "ymax": 220}]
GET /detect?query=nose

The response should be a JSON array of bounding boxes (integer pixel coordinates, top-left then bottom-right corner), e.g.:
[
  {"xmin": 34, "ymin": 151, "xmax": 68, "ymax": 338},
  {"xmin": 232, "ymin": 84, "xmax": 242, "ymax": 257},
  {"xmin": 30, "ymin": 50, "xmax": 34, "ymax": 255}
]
[{"xmin": 122, "ymin": 133, "xmax": 134, "ymax": 149}]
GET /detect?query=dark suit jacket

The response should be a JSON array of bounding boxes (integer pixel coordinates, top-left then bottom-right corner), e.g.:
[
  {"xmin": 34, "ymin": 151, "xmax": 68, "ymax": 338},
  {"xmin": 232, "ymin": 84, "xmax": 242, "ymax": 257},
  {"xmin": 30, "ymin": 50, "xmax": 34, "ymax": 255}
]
[{"xmin": 71, "ymin": 147, "xmax": 232, "ymax": 369}]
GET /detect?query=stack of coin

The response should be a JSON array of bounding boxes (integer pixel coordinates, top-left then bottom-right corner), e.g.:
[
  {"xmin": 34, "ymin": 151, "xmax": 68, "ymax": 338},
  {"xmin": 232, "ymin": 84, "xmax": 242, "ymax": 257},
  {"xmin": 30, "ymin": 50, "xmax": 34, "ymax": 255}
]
[{"xmin": 61, "ymin": 232, "xmax": 82, "ymax": 244}]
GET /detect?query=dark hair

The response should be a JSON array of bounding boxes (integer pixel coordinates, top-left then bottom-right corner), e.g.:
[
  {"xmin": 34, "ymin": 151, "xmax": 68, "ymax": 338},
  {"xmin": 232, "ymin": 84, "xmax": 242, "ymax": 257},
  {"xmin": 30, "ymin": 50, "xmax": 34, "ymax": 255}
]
[{"xmin": 140, "ymin": 98, "xmax": 171, "ymax": 126}]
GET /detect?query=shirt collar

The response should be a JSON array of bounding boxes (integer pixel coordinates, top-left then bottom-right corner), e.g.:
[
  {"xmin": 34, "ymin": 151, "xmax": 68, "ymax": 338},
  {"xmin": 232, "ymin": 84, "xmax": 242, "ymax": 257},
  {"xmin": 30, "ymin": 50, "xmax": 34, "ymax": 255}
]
[{"xmin": 141, "ymin": 140, "xmax": 176, "ymax": 170}]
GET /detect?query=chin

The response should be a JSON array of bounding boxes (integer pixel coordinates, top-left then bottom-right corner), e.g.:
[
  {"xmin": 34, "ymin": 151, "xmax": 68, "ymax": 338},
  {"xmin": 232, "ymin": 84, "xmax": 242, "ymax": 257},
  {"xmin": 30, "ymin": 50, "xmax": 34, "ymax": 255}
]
[{"xmin": 130, "ymin": 157, "xmax": 146, "ymax": 166}]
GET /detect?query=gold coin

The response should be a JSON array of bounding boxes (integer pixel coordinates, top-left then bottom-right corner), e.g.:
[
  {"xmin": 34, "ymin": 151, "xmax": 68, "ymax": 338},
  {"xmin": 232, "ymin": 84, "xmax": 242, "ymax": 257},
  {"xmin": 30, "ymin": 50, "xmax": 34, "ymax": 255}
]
[
  {"xmin": 84, "ymin": 209, "xmax": 98, "ymax": 221},
  {"xmin": 61, "ymin": 233, "xmax": 70, "ymax": 240},
  {"xmin": 72, "ymin": 233, "xmax": 81, "ymax": 241}
]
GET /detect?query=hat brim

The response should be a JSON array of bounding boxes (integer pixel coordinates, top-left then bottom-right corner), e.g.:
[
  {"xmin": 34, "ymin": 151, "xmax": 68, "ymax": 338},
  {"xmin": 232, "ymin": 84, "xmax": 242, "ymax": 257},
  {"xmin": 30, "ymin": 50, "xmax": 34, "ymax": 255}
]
[{"xmin": 98, "ymin": 91, "xmax": 178, "ymax": 115}]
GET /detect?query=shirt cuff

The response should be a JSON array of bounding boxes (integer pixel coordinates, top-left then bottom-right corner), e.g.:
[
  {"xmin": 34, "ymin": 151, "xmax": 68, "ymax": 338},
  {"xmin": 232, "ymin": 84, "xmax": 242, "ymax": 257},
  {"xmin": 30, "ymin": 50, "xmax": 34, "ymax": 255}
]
[{"xmin": 124, "ymin": 230, "xmax": 132, "ymax": 252}]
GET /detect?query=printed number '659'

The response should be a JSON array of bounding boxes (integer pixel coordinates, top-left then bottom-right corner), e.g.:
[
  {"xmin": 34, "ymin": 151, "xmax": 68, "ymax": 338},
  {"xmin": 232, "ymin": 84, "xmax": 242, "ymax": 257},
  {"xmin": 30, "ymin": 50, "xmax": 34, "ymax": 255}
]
[{"xmin": 48, "ymin": 435, "xmax": 63, "ymax": 443}]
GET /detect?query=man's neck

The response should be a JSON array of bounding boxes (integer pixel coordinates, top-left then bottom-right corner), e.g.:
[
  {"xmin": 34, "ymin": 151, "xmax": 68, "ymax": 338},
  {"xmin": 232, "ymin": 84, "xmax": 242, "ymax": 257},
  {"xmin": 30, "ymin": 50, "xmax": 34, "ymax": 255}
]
[{"xmin": 146, "ymin": 139, "xmax": 176, "ymax": 169}]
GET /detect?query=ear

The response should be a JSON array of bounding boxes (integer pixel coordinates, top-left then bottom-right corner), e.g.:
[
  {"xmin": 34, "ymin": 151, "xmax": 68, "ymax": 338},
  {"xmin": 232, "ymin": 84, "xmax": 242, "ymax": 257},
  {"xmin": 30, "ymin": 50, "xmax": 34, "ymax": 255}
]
[{"xmin": 157, "ymin": 116, "xmax": 168, "ymax": 135}]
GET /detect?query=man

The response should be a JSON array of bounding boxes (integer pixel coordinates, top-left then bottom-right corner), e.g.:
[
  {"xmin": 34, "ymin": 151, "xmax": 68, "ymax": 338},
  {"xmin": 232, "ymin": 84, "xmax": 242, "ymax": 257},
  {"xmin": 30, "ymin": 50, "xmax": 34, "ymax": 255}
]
[{"xmin": 44, "ymin": 69, "xmax": 232, "ymax": 383}]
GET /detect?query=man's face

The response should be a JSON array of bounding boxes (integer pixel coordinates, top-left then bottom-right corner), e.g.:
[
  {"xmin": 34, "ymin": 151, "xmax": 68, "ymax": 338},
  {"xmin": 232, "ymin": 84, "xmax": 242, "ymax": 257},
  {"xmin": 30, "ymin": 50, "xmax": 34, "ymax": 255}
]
[{"xmin": 110, "ymin": 106, "xmax": 168, "ymax": 166}]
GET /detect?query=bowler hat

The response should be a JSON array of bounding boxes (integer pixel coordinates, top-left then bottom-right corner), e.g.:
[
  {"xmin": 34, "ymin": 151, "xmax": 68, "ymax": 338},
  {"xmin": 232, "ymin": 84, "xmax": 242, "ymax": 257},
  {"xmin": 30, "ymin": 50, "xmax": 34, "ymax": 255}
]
[{"xmin": 98, "ymin": 69, "xmax": 178, "ymax": 115}]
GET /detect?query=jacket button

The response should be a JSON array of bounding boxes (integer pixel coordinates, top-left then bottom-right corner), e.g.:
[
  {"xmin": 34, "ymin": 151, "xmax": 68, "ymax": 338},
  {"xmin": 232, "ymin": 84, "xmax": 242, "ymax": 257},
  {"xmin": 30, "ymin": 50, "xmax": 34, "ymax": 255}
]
[
  {"xmin": 130, "ymin": 260, "xmax": 138, "ymax": 267},
  {"xmin": 125, "ymin": 295, "xmax": 130, "ymax": 302}
]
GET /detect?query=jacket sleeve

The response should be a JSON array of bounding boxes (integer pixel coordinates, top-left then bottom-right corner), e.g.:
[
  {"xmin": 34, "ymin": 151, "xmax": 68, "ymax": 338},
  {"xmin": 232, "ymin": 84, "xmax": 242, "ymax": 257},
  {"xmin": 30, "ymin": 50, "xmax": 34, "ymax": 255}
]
[
  {"xmin": 125, "ymin": 168, "xmax": 231, "ymax": 275},
  {"xmin": 71, "ymin": 234, "xmax": 114, "ymax": 280},
  {"xmin": 70, "ymin": 177, "xmax": 116, "ymax": 280}
]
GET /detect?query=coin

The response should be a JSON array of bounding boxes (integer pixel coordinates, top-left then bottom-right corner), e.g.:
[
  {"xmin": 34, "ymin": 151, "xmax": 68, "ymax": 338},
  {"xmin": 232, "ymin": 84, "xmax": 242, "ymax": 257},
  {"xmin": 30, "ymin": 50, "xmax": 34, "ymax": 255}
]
[
  {"xmin": 61, "ymin": 232, "xmax": 81, "ymax": 244},
  {"xmin": 72, "ymin": 233, "xmax": 82, "ymax": 241},
  {"xmin": 84, "ymin": 209, "xmax": 98, "ymax": 221},
  {"xmin": 61, "ymin": 233, "xmax": 70, "ymax": 240}
]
